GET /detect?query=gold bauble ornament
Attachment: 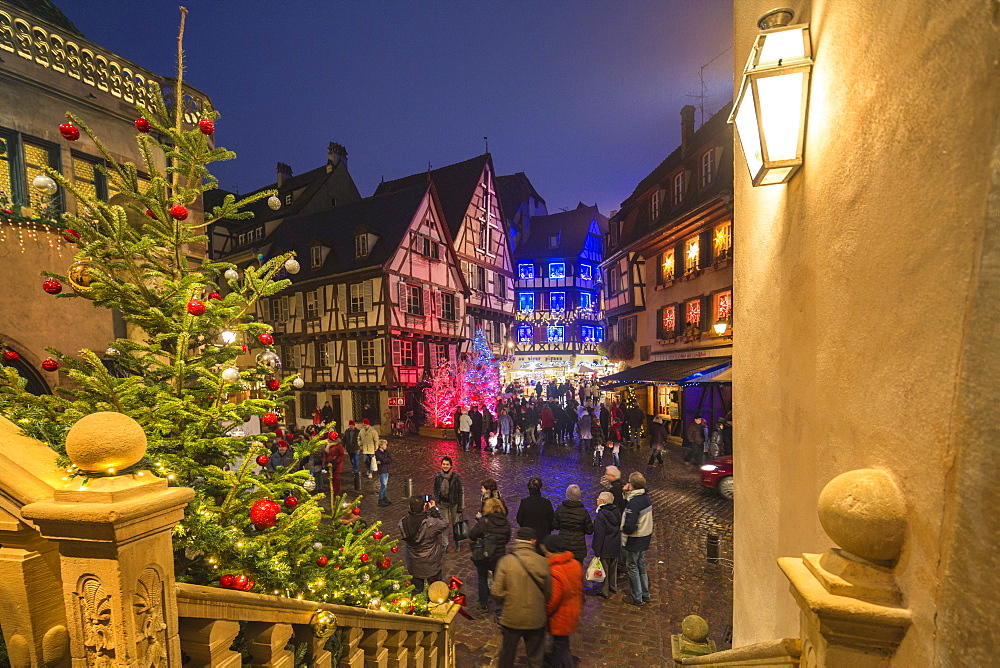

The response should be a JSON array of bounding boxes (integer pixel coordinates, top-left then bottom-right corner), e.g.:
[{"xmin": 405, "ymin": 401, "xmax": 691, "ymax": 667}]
[
  {"xmin": 67, "ymin": 259, "xmax": 103, "ymax": 298},
  {"xmin": 310, "ymin": 610, "xmax": 337, "ymax": 638},
  {"xmin": 427, "ymin": 581, "xmax": 450, "ymax": 604},
  {"xmin": 65, "ymin": 412, "xmax": 147, "ymax": 474},
  {"xmin": 107, "ymin": 193, "xmax": 150, "ymax": 231}
]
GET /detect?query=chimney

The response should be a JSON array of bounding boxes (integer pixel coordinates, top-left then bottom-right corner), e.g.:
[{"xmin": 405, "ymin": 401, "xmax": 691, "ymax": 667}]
[
  {"xmin": 328, "ymin": 142, "xmax": 348, "ymax": 167},
  {"xmin": 680, "ymin": 105, "xmax": 696, "ymax": 157},
  {"xmin": 276, "ymin": 162, "xmax": 292, "ymax": 187}
]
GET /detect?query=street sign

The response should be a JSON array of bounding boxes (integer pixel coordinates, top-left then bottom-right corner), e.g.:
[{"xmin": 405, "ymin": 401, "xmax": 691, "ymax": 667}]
[{"xmin": 387, "ymin": 397, "xmax": 404, "ymax": 406}]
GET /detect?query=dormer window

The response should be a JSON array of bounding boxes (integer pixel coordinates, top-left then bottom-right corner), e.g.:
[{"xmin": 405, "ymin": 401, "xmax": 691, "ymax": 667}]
[
  {"xmin": 285, "ymin": 194, "xmax": 292, "ymax": 205},
  {"xmin": 650, "ymin": 188, "xmax": 661, "ymax": 222},
  {"xmin": 548, "ymin": 234, "xmax": 560, "ymax": 249},
  {"xmin": 355, "ymin": 233, "xmax": 370, "ymax": 258},
  {"xmin": 673, "ymin": 172, "xmax": 685, "ymax": 206},
  {"xmin": 701, "ymin": 150, "xmax": 716, "ymax": 187},
  {"xmin": 310, "ymin": 245, "xmax": 324, "ymax": 268}
]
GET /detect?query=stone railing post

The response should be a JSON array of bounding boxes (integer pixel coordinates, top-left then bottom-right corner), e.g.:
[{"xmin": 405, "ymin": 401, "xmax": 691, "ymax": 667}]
[
  {"xmin": 245, "ymin": 622, "xmax": 294, "ymax": 667},
  {"xmin": 778, "ymin": 469, "xmax": 912, "ymax": 667},
  {"xmin": 402, "ymin": 630, "xmax": 425, "ymax": 667},
  {"xmin": 20, "ymin": 412, "xmax": 195, "ymax": 668}
]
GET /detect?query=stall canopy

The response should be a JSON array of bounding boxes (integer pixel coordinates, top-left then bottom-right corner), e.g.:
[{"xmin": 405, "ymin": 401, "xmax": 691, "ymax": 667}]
[
  {"xmin": 599, "ymin": 357, "xmax": 731, "ymax": 389},
  {"xmin": 684, "ymin": 364, "xmax": 732, "ymax": 384}
]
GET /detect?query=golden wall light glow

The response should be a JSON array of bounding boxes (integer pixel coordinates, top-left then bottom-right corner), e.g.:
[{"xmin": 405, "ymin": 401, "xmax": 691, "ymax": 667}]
[{"xmin": 729, "ymin": 8, "xmax": 813, "ymax": 186}]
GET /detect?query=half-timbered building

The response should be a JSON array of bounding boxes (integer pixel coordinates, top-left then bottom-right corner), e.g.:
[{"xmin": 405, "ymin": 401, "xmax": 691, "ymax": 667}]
[
  {"xmin": 599, "ymin": 103, "xmax": 734, "ymax": 439},
  {"xmin": 258, "ymin": 182, "xmax": 468, "ymax": 428},
  {"xmin": 374, "ymin": 154, "xmax": 514, "ymax": 355},
  {"xmin": 510, "ymin": 203, "xmax": 608, "ymax": 381}
]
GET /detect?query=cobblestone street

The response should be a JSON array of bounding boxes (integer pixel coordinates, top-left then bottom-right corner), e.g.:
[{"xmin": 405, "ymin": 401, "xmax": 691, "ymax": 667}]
[{"xmin": 338, "ymin": 433, "xmax": 733, "ymax": 667}]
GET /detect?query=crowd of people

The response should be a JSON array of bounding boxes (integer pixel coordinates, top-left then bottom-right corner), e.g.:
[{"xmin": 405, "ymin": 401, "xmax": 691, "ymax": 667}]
[{"xmin": 393, "ymin": 457, "xmax": 654, "ymax": 667}]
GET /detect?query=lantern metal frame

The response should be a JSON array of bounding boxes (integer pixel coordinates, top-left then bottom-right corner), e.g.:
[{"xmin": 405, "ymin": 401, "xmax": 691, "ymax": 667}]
[{"xmin": 729, "ymin": 14, "xmax": 813, "ymax": 186}]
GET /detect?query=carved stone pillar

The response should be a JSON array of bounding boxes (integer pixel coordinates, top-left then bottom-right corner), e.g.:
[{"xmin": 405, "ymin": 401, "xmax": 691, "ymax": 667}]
[
  {"xmin": 245, "ymin": 622, "xmax": 294, "ymax": 667},
  {"xmin": 383, "ymin": 630, "xmax": 408, "ymax": 668},
  {"xmin": 177, "ymin": 618, "xmax": 241, "ymax": 667},
  {"xmin": 360, "ymin": 628, "xmax": 388, "ymax": 668},
  {"xmin": 402, "ymin": 631, "xmax": 425, "ymax": 668},
  {"xmin": 339, "ymin": 627, "xmax": 365, "ymax": 668},
  {"xmin": 20, "ymin": 412, "xmax": 195, "ymax": 668},
  {"xmin": 778, "ymin": 469, "xmax": 912, "ymax": 668}
]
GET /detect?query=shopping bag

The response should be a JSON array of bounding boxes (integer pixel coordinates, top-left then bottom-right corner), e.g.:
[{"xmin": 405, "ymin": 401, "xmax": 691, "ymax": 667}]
[
  {"xmin": 586, "ymin": 557, "xmax": 606, "ymax": 582},
  {"xmin": 369, "ymin": 455, "xmax": 378, "ymax": 473},
  {"xmin": 453, "ymin": 518, "xmax": 470, "ymax": 542}
]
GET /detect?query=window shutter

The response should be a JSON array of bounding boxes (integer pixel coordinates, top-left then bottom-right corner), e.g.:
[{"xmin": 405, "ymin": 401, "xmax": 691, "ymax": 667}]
[
  {"xmin": 398, "ymin": 280, "xmax": 407, "ymax": 311},
  {"xmin": 363, "ymin": 280, "xmax": 374, "ymax": 311},
  {"xmin": 295, "ymin": 293, "xmax": 305, "ymax": 318},
  {"xmin": 305, "ymin": 343, "xmax": 316, "ymax": 367},
  {"xmin": 656, "ymin": 307, "xmax": 664, "ymax": 339},
  {"xmin": 674, "ymin": 242, "xmax": 685, "ymax": 279},
  {"xmin": 347, "ymin": 340, "xmax": 358, "ymax": 367},
  {"xmin": 391, "ymin": 339, "xmax": 402, "ymax": 366},
  {"xmin": 278, "ymin": 296, "xmax": 288, "ymax": 321},
  {"xmin": 699, "ymin": 230, "xmax": 713, "ymax": 270},
  {"xmin": 700, "ymin": 295, "xmax": 711, "ymax": 331},
  {"xmin": 449, "ymin": 343, "xmax": 457, "ymax": 363},
  {"xmin": 433, "ymin": 290, "xmax": 441, "ymax": 317},
  {"xmin": 416, "ymin": 341, "xmax": 425, "ymax": 368},
  {"xmin": 422, "ymin": 286, "xmax": 431, "ymax": 316},
  {"xmin": 374, "ymin": 338, "xmax": 384, "ymax": 367},
  {"xmin": 322, "ymin": 285, "xmax": 330, "ymax": 312},
  {"xmin": 337, "ymin": 284, "xmax": 347, "ymax": 312}
]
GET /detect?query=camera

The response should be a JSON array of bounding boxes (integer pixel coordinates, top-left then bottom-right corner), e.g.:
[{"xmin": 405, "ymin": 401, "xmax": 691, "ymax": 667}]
[{"xmin": 422, "ymin": 494, "xmax": 433, "ymax": 503}]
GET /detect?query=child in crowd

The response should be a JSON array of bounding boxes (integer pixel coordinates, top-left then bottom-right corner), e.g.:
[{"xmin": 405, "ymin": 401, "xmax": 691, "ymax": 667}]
[{"xmin": 512, "ymin": 426, "xmax": 524, "ymax": 455}]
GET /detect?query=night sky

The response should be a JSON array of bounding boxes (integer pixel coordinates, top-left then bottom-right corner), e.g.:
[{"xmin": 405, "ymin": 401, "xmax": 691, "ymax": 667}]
[{"xmin": 54, "ymin": 0, "xmax": 733, "ymax": 216}]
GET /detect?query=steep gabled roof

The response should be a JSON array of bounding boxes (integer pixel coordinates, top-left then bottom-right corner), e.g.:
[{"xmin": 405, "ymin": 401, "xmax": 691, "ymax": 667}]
[
  {"xmin": 513, "ymin": 202, "xmax": 607, "ymax": 260},
  {"xmin": 496, "ymin": 172, "xmax": 545, "ymax": 221},
  {"xmin": 374, "ymin": 154, "xmax": 492, "ymax": 237},
  {"xmin": 13, "ymin": 0, "xmax": 82, "ymax": 36},
  {"xmin": 268, "ymin": 184, "xmax": 430, "ymax": 283}
]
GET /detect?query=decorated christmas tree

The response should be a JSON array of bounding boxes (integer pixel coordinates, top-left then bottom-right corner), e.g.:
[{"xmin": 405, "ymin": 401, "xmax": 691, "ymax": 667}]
[
  {"xmin": 423, "ymin": 361, "xmax": 458, "ymax": 428},
  {"xmin": 0, "ymin": 12, "xmax": 419, "ymax": 614},
  {"xmin": 458, "ymin": 329, "xmax": 501, "ymax": 416}
]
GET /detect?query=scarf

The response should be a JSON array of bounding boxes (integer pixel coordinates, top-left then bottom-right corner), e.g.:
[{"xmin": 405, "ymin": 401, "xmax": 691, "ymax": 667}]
[{"xmin": 439, "ymin": 471, "xmax": 452, "ymax": 501}]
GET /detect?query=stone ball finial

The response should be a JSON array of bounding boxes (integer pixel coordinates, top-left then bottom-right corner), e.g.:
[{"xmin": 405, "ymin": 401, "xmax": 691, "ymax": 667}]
[
  {"xmin": 818, "ymin": 469, "xmax": 906, "ymax": 563},
  {"xmin": 682, "ymin": 615, "xmax": 709, "ymax": 643},
  {"xmin": 65, "ymin": 412, "xmax": 147, "ymax": 474}
]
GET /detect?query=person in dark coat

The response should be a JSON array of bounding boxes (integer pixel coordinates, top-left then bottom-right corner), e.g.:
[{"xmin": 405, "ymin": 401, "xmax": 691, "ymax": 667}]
[
  {"xmin": 320, "ymin": 401, "xmax": 335, "ymax": 423},
  {"xmin": 625, "ymin": 403, "xmax": 646, "ymax": 449},
  {"xmin": 685, "ymin": 416, "xmax": 707, "ymax": 465},
  {"xmin": 469, "ymin": 406, "xmax": 484, "ymax": 449},
  {"xmin": 468, "ymin": 497, "xmax": 512, "ymax": 612},
  {"xmin": 647, "ymin": 416, "xmax": 668, "ymax": 466},
  {"xmin": 398, "ymin": 496, "xmax": 449, "ymax": 593},
  {"xmin": 591, "ymin": 491, "xmax": 622, "ymax": 598},
  {"xmin": 603, "ymin": 466, "xmax": 627, "ymax": 516},
  {"xmin": 342, "ymin": 420, "xmax": 361, "ymax": 473},
  {"xmin": 265, "ymin": 441, "xmax": 295, "ymax": 470},
  {"xmin": 515, "ymin": 477, "xmax": 555, "ymax": 541},
  {"xmin": 553, "ymin": 484, "xmax": 594, "ymax": 563}
]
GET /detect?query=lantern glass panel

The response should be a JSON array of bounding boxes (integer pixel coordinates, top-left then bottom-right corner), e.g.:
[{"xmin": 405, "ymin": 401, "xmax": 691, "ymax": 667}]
[
  {"xmin": 756, "ymin": 27, "xmax": 808, "ymax": 68},
  {"xmin": 756, "ymin": 71, "xmax": 806, "ymax": 161},
  {"xmin": 734, "ymin": 81, "xmax": 764, "ymax": 177}
]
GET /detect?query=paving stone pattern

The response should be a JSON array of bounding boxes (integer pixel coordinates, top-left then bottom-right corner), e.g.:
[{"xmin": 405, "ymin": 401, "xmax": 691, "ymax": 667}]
[{"xmin": 338, "ymin": 434, "xmax": 733, "ymax": 667}]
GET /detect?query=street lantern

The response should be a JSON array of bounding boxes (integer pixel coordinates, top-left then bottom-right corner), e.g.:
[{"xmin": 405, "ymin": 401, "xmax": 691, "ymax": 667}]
[
  {"xmin": 713, "ymin": 317, "xmax": 731, "ymax": 336},
  {"xmin": 729, "ymin": 8, "xmax": 813, "ymax": 186}
]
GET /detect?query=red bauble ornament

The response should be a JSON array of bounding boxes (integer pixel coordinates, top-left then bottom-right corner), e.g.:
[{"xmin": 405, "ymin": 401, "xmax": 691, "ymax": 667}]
[
  {"xmin": 261, "ymin": 412, "xmax": 279, "ymax": 427},
  {"xmin": 255, "ymin": 454, "xmax": 270, "ymax": 466},
  {"xmin": 241, "ymin": 578, "xmax": 255, "ymax": 592},
  {"xmin": 257, "ymin": 332, "xmax": 274, "ymax": 346},
  {"xmin": 232, "ymin": 574, "xmax": 250, "ymax": 591},
  {"xmin": 207, "ymin": 292, "xmax": 222, "ymax": 300},
  {"xmin": 134, "ymin": 118, "xmax": 151, "ymax": 133},
  {"xmin": 186, "ymin": 299, "xmax": 206, "ymax": 316},
  {"xmin": 239, "ymin": 344, "xmax": 249, "ymax": 353},
  {"xmin": 62, "ymin": 228, "xmax": 81, "ymax": 243},
  {"xmin": 378, "ymin": 558, "xmax": 391, "ymax": 570},
  {"xmin": 284, "ymin": 496, "xmax": 298, "ymax": 509},
  {"xmin": 219, "ymin": 574, "xmax": 235, "ymax": 589},
  {"xmin": 249, "ymin": 499, "xmax": 281, "ymax": 528},
  {"xmin": 198, "ymin": 119, "xmax": 215, "ymax": 135},
  {"xmin": 145, "ymin": 209, "xmax": 156, "ymax": 219},
  {"xmin": 359, "ymin": 553, "xmax": 370, "ymax": 563},
  {"xmin": 266, "ymin": 379, "xmax": 280, "ymax": 391},
  {"xmin": 351, "ymin": 507, "xmax": 361, "ymax": 516},
  {"xmin": 372, "ymin": 530, "xmax": 384, "ymax": 540},
  {"xmin": 390, "ymin": 545, "xmax": 399, "ymax": 553},
  {"xmin": 2, "ymin": 209, "xmax": 13, "ymax": 215},
  {"xmin": 329, "ymin": 431, "xmax": 339, "ymax": 440},
  {"xmin": 41, "ymin": 359, "xmax": 59, "ymax": 372},
  {"xmin": 59, "ymin": 123, "xmax": 80, "ymax": 140},
  {"xmin": 334, "ymin": 564, "xmax": 341, "ymax": 569},
  {"xmin": 42, "ymin": 279, "xmax": 63, "ymax": 294},
  {"xmin": 169, "ymin": 204, "xmax": 188, "ymax": 220},
  {"xmin": 316, "ymin": 555, "xmax": 329, "ymax": 566},
  {"xmin": 3, "ymin": 351, "xmax": 20, "ymax": 362}
]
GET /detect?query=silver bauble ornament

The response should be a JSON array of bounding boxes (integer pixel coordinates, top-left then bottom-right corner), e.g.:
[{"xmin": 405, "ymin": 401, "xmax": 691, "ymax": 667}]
[
  {"xmin": 312, "ymin": 542, "xmax": 324, "ymax": 551},
  {"xmin": 284, "ymin": 258, "xmax": 300, "ymax": 274},
  {"xmin": 367, "ymin": 597, "xmax": 380, "ymax": 610},
  {"xmin": 392, "ymin": 583, "xmax": 400, "ymax": 591},
  {"xmin": 303, "ymin": 478, "xmax": 316, "ymax": 491},
  {"xmin": 32, "ymin": 173, "xmax": 57, "ymax": 194},
  {"xmin": 221, "ymin": 367, "xmax": 240, "ymax": 382},
  {"xmin": 224, "ymin": 268, "xmax": 239, "ymax": 281},
  {"xmin": 292, "ymin": 376, "xmax": 304, "ymax": 389},
  {"xmin": 105, "ymin": 347, "xmax": 120, "ymax": 356},
  {"xmin": 362, "ymin": 574, "xmax": 370, "ymax": 582},
  {"xmin": 256, "ymin": 350, "xmax": 281, "ymax": 370},
  {"xmin": 267, "ymin": 195, "xmax": 281, "ymax": 210}
]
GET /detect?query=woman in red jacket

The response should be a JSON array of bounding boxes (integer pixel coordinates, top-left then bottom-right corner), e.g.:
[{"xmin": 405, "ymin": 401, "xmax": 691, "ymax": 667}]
[
  {"xmin": 322, "ymin": 437, "xmax": 347, "ymax": 496},
  {"xmin": 541, "ymin": 534, "xmax": 583, "ymax": 667}
]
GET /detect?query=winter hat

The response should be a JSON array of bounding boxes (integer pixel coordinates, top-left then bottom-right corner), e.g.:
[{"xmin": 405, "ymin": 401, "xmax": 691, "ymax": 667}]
[
  {"xmin": 348, "ymin": 420, "xmax": 356, "ymax": 426},
  {"xmin": 516, "ymin": 527, "xmax": 537, "ymax": 541},
  {"xmin": 542, "ymin": 534, "xmax": 567, "ymax": 553},
  {"xmin": 362, "ymin": 419, "xmax": 371, "ymax": 425}
]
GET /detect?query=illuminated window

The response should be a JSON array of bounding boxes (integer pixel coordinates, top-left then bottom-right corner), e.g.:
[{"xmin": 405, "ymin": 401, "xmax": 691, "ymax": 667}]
[
  {"xmin": 548, "ymin": 262, "xmax": 566, "ymax": 279},
  {"xmin": 517, "ymin": 324, "xmax": 533, "ymax": 342},
  {"xmin": 715, "ymin": 290, "xmax": 733, "ymax": 319},
  {"xmin": 318, "ymin": 341, "xmax": 331, "ymax": 366},
  {"xmin": 701, "ymin": 150, "xmax": 716, "ymax": 187},
  {"xmin": 661, "ymin": 305, "xmax": 676, "ymax": 337},
  {"xmin": 685, "ymin": 237, "xmax": 700, "ymax": 273},
  {"xmin": 23, "ymin": 140, "xmax": 59, "ymax": 211},
  {"xmin": 581, "ymin": 325, "xmax": 598, "ymax": 343},
  {"xmin": 579, "ymin": 263, "xmax": 592, "ymax": 280},
  {"xmin": 549, "ymin": 291, "xmax": 566, "ymax": 311},
  {"xmin": 355, "ymin": 233, "xmax": 369, "ymax": 258},
  {"xmin": 685, "ymin": 299, "xmax": 701, "ymax": 325},
  {"xmin": 714, "ymin": 222, "xmax": 732, "ymax": 260},
  {"xmin": 594, "ymin": 326, "xmax": 604, "ymax": 342},
  {"xmin": 660, "ymin": 250, "xmax": 675, "ymax": 283},
  {"xmin": 72, "ymin": 156, "xmax": 105, "ymax": 209},
  {"xmin": 579, "ymin": 292, "xmax": 592, "ymax": 310},
  {"xmin": 311, "ymin": 245, "xmax": 323, "ymax": 268},
  {"xmin": 518, "ymin": 262, "xmax": 535, "ymax": 280},
  {"xmin": 547, "ymin": 325, "xmax": 565, "ymax": 342},
  {"xmin": 305, "ymin": 290, "xmax": 320, "ymax": 319},
  {"xmin": 349, "ymin": 283, "xmax": 365, "ymax": 314},
  {"xmin": 672, "ymin": 172, "xmax": 685, "ymax": 206},
  {"xmin": 397, "ymin": 340, "xmax": 415, "ymax": 366},
  {"xmin": 0, "ymin": 133, "xmax": 12, "ymax": 196},
  {"xmin": 650, "ymin": 188, "xmax": 661, "ymax": 221},
  {"xmin": 518, "ymin": 292, "xmax": 535, "ymax": 312}
]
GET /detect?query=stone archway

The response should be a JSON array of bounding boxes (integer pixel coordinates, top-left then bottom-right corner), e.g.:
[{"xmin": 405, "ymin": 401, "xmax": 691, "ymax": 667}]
[{"xmin": 0, "ymin": 340, "xmax": 51, "ymax": 396}]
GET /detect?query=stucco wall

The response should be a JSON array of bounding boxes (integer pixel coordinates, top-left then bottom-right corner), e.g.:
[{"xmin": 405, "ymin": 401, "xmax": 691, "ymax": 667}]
[{"xmin": 732, "ymin": 0, "xmax": 999, "ymax": 664}]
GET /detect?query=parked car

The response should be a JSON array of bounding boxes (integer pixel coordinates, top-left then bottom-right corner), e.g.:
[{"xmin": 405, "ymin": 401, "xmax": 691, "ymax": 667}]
[{"xmin": 700, "ymin": 455, "xmax": 733, "ymax": 500}]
